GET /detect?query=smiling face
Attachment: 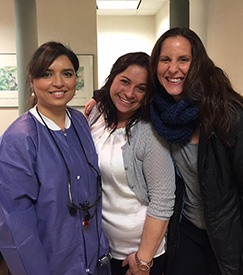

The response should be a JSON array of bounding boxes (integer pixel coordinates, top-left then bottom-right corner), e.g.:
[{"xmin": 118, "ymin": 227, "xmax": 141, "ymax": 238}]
[
  {"xmin": 109, "ymin": 64, "xmax": 147, "ymax": 124},
  {"xmin": 32, "ymin": 55, "xmax": 77, "ymax": 114},
  {"xmin": 157, "ymin": 36, "xmax": 192, "ymax": 101}
]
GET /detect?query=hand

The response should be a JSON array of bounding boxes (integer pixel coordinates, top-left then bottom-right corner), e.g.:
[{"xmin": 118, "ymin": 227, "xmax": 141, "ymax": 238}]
[
  {"xmin": 84, "ymin": 98, "xmax": 96, "ymax": 117},
  {"xmin": 122, "ymin": 253, "xmax": 150, "ymax": 275}
]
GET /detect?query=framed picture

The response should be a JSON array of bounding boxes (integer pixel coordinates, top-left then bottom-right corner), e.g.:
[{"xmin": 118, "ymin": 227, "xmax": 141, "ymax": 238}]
[
  {"xmin": 68, "ymin": 54, "xmax": 94, "ymax": 107},
  {"xmin": 0, "ymin": 53, "xmax": 94, "ymax": 107},
  {"xmin": 0, "ymin": 54, "xmax": 18, "ymax": 107}
]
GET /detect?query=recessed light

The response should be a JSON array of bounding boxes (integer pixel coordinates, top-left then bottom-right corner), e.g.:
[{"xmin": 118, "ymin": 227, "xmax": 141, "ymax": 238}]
[{"xmin": 97, "ymin": 0, "xmax": 141, "ymax": 10}]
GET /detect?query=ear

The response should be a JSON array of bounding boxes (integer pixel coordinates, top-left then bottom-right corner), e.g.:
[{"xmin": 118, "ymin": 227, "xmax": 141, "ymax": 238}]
[{"xmin": 30, "ymin": 81, "xmax": 35, "ymax": 95}]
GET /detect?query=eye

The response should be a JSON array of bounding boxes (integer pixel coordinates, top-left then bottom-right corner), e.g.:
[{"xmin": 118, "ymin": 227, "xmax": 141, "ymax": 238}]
[
  {"xmin": 63, "ymin": 71, "xmax": 75, "ymax": 77},
  {"xmin": 41, "ymin": 71, "xmax": 52, "ymax": 78},
  {"xmin": 136, "ymin": 85, "xmax": 147, "ymax": 93},
  {"xmin": 120, "ymin": 78, "xmax": 129, "ymax": 85},
  {"xmin": 159, "ymin": 56, "xmax": 171, "ymax": 63},
  {"xmin": 179, "ymin": 56, "xmax": 191, "ymax": 63}
]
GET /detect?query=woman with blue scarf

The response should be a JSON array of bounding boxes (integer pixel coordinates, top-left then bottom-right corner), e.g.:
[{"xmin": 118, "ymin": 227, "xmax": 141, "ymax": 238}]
[{"xmin": 149, "ymin": 27, "xmax": 243, "ymax": 275}]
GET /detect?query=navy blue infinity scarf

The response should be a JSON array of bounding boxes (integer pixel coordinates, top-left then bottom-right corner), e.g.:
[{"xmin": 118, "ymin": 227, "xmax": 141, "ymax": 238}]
[{"xmin": 150, "ymin": 87, "xmax": 199, "ymax": 144}]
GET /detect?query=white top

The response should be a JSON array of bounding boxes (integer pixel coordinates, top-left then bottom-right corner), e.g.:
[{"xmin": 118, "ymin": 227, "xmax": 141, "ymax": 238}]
[
  {"xmin": 90, "ymin": 114, "xmax": 165, "ymax": 259},
  {"xmin": 29, "ymin": 106, "xmax": 71, "ymax": 130}
]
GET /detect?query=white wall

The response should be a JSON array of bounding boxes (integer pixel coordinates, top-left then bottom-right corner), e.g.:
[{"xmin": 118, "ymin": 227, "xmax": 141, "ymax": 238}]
[
  {"xmin": 154, "ymin": 1, "xmax": 170, "ymax": 39},
  {"xmin": 206, "ymin": 0, "xmax": 243, "ymax": 94},
  {"xmin": 36, "ymin": 0, "xmax": 98, "ymax": 89},
  {"xmin": 190, "ymin": 0, "xmax": 243, "ymax": 95},
  {"xmin": 0, "ymin": 0, "xmax": 16, "ymax": 53},
  {"xmin": 190, "ymin": 0, "xmax": 208, "ymax": 46},
  {"xmin": 97, "ymin": 16, "xmax": 155, "ymax": 88},
  {"xmin": 36, "ymin": 0, "xmax": 98, "ymax": 58}
]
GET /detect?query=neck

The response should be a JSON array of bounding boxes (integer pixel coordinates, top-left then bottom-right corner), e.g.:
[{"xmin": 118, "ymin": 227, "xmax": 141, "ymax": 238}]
[
  {"xmin": 36, "ymin": 105, "xmax": 67, "ymax": 131},
  {"xmin": 117, "ymin": 112, "xmax": 133, "ymax": 128},
  {"xmin": 116, "ymin": 120, "xmax": 127, "ymax": 129}
]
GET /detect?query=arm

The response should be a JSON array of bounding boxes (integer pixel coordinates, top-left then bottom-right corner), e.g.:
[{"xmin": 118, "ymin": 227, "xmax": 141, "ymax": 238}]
[
  {"xmin": 123, "ymin": 124, "xmax": 175, "ymax": 274},
  {"xmin": 137, "ymin": 217, "xmax": 168, "ymax": 261},
  {"xmin": 84, "ymin": 98, "xmax": 97, "ymax": 117},
  {"xmin": 0, "ymin": 126, "xmax": 50, "ymax": 275},
  {"xmin": 84, "ymin": 89, "xmax": 100, "ymax": 117},
  {"xmin": 122, "ymin": 217, "xmax": 168, "ymax": 275}
]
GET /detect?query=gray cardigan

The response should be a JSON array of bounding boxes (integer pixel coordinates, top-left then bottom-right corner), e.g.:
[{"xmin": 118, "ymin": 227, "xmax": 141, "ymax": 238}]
[
  {"xmin": 89, "ymin": 106, "xmax": 175, "ymax": 221},
  {"xmin": 122, "ymin": 120, "xmax": 175, "ymax": 220}
]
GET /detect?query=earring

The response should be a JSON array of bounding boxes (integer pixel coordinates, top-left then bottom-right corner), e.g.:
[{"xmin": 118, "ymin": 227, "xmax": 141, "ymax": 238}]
[{"xmin": 30, "ymin": 86, "xmax": 35, "ymax": 97}]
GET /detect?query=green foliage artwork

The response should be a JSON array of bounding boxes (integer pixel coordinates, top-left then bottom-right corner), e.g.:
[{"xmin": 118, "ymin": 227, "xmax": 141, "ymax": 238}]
[
  {"xmin": 0, "ymin": 66, "xmax": 18, "ymax": 91},
  {"xmin": 76, "ymin": 66, "xmax": 84, "ymax": 90}
]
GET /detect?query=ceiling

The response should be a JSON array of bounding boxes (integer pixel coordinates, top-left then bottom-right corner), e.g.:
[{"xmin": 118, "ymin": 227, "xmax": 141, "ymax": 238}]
[{"xmin": 97, "ymin": 0, "xmax": 168, "ymax": 16}]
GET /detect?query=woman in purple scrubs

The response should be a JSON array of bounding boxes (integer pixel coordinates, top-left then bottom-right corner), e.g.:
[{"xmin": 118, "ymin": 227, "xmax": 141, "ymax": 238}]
[{"xmin": 0, "ymin": 42, "xmax": 111, "ymax": 275}]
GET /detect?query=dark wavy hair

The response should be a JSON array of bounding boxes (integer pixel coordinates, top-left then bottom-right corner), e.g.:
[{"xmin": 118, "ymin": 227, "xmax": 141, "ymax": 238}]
[
  {"xmin": 97, "ymin": 52, "xmax": 150, "ymax": 138},
  {"xmin": 149, "ymin": 27, "xmax": 243, "ymax": 143},
  {"xmin": 27, "ymin": 41, "xmax": 79, "ymax": 107}
]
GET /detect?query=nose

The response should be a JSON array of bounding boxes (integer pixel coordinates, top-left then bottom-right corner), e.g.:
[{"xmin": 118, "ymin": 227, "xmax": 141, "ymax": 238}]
[
  {"xmin": 52, "ymin": 74, "xmax": 64, "ymax": 87},
  {"xmin": 168, "ymin": 61, "xmax": 179, "ymax": 73},
  {"xmin": 124, "ymin": 86, "xmax": 135, "ymax": 98}
]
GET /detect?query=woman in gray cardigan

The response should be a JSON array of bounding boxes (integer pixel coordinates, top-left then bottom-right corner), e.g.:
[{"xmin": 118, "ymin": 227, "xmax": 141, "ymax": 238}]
[{"xmin": 87, "ymin": 52, "xmax": 175, "ymax": 275}]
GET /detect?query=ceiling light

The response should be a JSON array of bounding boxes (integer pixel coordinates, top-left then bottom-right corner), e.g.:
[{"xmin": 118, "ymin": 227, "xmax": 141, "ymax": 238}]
[{"xmin": 97, "ymin": 0, "xmax": 141, "ymax": 10}]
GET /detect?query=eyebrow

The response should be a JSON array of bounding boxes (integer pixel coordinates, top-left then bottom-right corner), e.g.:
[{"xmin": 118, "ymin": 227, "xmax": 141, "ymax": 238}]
[
  {"xmin": 63, "ymin": 68, "xmax": 75, "ymax": 71},
  {"xmin": 46, "ymin": 68, "xmax": 75, "ymax": 72},
  {"xmin": 159, "ymin": 54, "xmax": 191, "ymax": 59}
]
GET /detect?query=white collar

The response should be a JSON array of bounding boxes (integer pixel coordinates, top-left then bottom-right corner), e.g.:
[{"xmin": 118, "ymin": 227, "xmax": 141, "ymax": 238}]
[{"xmin": 29, "ymin": 106, "xmax": 71, "ymax": 131}]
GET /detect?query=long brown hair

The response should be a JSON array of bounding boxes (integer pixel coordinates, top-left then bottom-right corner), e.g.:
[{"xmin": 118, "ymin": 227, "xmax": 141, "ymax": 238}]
[{"xmin": 149, "ymin": 27, "xmax": 243, "ymax": 143}]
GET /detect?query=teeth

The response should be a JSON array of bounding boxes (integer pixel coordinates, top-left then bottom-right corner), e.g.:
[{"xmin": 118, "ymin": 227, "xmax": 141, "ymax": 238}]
[
  {"xmin": 168, "ymin": 78, "xmax": 182, "ymax": 83},
  {"xmin": 51, "ymin": 91, "xmax": 65, "ymax": 95},
  {"xmin": 120, "ymin": 98, "xmax": 131, "ymax": 104}
]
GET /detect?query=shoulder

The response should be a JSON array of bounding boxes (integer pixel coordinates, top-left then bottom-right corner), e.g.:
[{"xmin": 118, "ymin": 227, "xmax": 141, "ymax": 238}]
[
  {"xmin": 0, "ymin": 112, "xmax": 38, "ymax": 153},
  {"xmin": 68, "ymin": 107, "xmax": 86, "ymax": 119},
  {"xmin": 132, "ymin": 120, "xmax": 151, "ymax": 136},
  {"xmin": 132, "ymin": 120, "xmax": 169, "ymax": 148},
  {"xmin": 2, "ymin": 112, "xmax": 36, "ymax": 140},
  {"xmin": 68, "ymin": 107, "xmax": 89, "ymax": 126}
]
